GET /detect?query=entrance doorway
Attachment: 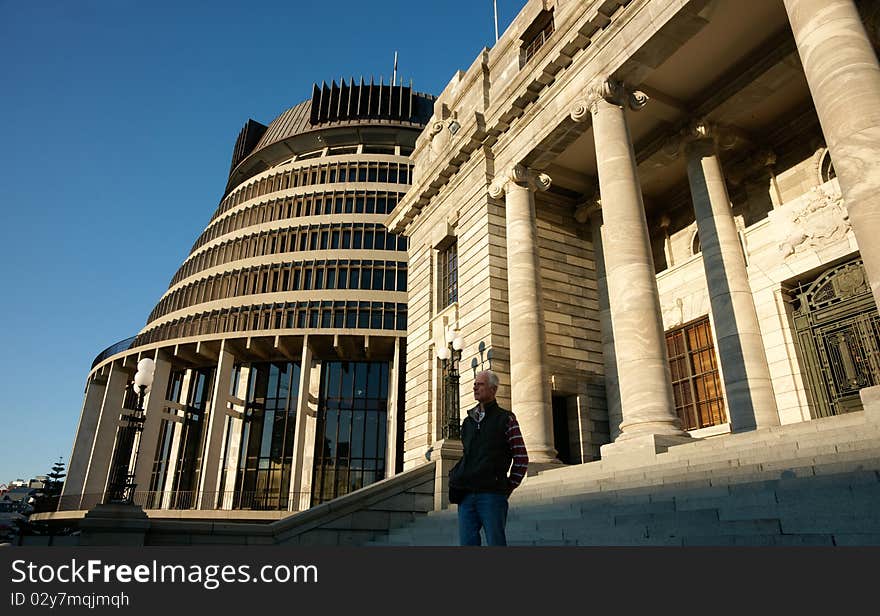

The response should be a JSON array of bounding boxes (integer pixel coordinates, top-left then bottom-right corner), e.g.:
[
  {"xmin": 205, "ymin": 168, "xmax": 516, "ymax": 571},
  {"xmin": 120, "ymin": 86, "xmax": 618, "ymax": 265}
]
[
  {"xmin": 791, "ymin": 258, "xmax": 880, "ymax": 417},
  {"xmin": 552, "ymin": 396, "xmax": 572, "ymax": 465}
]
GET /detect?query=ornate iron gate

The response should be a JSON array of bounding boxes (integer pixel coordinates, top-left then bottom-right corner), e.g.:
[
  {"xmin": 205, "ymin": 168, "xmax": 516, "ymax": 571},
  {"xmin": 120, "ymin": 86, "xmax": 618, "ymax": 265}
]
[{"xmin": 792, "ymin": 258, "xmax": 880, "ymax": 418}]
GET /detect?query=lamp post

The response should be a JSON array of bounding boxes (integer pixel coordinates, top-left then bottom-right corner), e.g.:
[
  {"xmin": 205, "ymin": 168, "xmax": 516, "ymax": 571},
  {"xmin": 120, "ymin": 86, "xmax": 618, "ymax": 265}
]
[
  {"xmin": 437, "ymin": 329, "xmax": 464, "ymax": 440},
  {"xmin": 105, "ymin": 358, "xmax": 154, "ymax": 504}
]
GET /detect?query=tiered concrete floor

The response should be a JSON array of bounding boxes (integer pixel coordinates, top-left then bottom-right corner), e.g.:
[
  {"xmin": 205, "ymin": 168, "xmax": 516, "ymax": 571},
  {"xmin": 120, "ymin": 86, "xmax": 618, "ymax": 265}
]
[{"xmin": 368, "ymin": 412, "xmax": 880, "ymax": 546}]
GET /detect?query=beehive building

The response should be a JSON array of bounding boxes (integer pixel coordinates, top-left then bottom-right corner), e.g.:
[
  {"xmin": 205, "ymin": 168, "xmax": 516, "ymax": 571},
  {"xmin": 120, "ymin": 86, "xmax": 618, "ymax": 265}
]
[{"xmin": 62, "ymin": 80, "xmax": 436, "ymax": 513}]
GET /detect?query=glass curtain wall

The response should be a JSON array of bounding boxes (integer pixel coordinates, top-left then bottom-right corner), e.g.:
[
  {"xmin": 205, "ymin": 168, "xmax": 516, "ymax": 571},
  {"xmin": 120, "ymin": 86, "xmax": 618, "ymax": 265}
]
[
  {"xmin": 146, "ymin": 370, "xmax": 186, "ymax": 508},
  {"xmin": 312, "ymin": 361, "xmax": 388, "ymax": 505},
  {"xmin": 167, "ymin": 367, "xmax": 214, "ymax": 508},
  {"xmin": 232, "ymin": 361, "xmax": 300, "ymax": 510}
]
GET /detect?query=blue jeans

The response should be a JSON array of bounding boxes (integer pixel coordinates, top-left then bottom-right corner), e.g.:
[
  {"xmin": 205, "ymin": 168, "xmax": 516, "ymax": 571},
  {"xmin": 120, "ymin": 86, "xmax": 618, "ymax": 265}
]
[{"xmin": 457, "ymin": 492, "xmax": 509, "ymax": 546}]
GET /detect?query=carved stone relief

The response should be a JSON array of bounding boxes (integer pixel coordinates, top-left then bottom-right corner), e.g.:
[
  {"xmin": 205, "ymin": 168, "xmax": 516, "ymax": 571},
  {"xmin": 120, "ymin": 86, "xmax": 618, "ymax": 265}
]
[{"xmin": 774, "ymin": 183, "xmax": 851, "ymax": 260}]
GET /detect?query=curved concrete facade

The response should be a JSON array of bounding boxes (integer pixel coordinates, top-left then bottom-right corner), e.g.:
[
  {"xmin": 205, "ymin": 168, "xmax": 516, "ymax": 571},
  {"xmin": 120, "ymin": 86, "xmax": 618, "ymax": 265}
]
[{"xmin": 63, "ymin": 82, "xmax": 435, "ymax": 514}]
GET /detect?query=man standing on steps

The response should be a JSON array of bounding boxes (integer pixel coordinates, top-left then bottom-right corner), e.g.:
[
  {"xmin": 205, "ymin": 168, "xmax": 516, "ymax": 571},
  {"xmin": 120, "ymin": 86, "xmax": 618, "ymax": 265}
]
[{"xmin": 448, "ymin": 369, "xmax": 529, "ymax": 546}]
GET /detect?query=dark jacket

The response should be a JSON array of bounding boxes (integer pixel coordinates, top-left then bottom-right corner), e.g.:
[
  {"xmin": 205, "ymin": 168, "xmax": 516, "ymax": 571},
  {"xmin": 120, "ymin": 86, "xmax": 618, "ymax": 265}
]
[{"xmin": 448, "ymin": 400, "xmax": 513, "ymax": 497}]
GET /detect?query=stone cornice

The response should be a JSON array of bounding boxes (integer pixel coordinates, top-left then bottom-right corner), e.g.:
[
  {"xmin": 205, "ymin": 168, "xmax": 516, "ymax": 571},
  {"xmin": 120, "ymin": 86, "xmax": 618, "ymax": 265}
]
[{"xmin": 386, "ymin": 0, "xmax": 638, "ymax": 234}]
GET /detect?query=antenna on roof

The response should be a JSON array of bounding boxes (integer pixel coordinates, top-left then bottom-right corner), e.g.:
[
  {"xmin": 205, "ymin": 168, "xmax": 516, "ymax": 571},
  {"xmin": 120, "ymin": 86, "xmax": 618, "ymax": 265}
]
[
  {"xmin": 392, "ymin": 51, "xmax": 398, "ymax": 86},
  {"xmin": 494, "ymin": 1, "xmax": 499, "ymax": 42}
]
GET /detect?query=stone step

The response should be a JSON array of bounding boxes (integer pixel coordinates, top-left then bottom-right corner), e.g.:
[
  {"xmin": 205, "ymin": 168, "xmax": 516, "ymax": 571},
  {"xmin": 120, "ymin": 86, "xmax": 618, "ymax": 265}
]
[
  {"xmin": 367, "ymin": 414, "xmax": 880, "ymax": 547},
  {"xmin": 514, "ymin": 450, "xmax": 880, "ymax": 502},
  {"xmin": 522, "ymin": 419, "xmax": 880, "ymax": 488},
  {"xmin": 526, "ymin": 432, "xmax": 880, "ymax": 487},
  {"xmin": 370, "ymin": 467, "xmax": 879, "ymax": 546}
]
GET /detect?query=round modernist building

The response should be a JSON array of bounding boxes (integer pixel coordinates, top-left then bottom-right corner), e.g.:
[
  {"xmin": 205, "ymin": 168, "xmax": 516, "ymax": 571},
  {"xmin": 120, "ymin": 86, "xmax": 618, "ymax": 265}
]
[{"xmin": 62, "ymin": 80, "xmax": 436, "ymax": 513}]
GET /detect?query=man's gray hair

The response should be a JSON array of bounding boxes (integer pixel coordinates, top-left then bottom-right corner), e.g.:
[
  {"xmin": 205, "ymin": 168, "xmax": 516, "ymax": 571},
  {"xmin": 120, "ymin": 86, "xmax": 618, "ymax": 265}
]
[{"xmin": 479, "ymin": 370, "xmax": 500, "ymax": 388}]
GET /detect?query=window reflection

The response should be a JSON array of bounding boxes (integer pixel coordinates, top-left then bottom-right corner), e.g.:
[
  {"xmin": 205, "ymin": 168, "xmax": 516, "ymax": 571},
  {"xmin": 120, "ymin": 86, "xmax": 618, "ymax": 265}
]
[{"xmin": 312, "ymin": 361, "xmax": 389, "ymax": 504}]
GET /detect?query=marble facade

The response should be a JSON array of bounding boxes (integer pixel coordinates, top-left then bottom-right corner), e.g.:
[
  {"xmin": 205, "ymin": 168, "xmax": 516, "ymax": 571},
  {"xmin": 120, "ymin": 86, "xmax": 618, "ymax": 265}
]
[{"xmin": 388, "ymin": 0, "xmax": 880, "ymax": 469}]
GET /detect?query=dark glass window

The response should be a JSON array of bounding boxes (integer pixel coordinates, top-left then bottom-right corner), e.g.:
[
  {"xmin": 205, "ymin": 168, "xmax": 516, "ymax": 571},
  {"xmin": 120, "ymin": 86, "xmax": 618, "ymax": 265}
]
[
  {"xmin": 373, "ymin": 267, "xmax": 385, "ymax": 290},
  {"xmin": 438, "ymin": 240, "xmax": 458, "ymax": 309},
  {"xmin": 233, "ymin": 362, "xmax": 301, "ymax": 510},
  {"xmin": 521, "ymin": 9, "xmax": 555, "ymax": 65},
  {"xmin": 311, "ymin": 361, "xmax": 388, "ymax": 504},
  {"xmin": 168, "ymin": 367, "xmax": 214, "ymax": 509},
  {"xmin": 148, "ymin": 370, "xmax": 186, "ymax": 506},
  {"xmin": 338, "ymin": 266, "xmax": 348, "ymax": 289}
]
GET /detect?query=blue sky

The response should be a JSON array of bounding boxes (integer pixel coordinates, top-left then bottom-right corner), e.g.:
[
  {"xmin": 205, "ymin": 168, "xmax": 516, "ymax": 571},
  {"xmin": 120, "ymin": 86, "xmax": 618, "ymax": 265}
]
[{"xmin": 0, "ymin": 0, "xmax": 525, "ymax": 486}]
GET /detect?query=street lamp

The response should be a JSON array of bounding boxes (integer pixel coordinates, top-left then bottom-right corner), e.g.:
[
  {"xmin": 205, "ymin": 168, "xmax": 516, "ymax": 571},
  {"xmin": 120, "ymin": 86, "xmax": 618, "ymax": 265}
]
[
  {"xmin": 105, "ymin": 358, "xmax": 154, "ymax": 504},
  {"xmin": 437, "ymin": 328, "xmax": 464, "ymax": 440}
]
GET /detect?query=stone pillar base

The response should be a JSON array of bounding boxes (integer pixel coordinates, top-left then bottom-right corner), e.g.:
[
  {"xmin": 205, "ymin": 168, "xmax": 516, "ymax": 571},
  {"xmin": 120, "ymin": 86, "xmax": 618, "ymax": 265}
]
[
  {"xmin": 860, "ymin": 385, "xmax": 880, "ymax": 422},
  {"xmin": 429, "ymin": 439, "xmax": 463, "ymax": 511},
  {"xmin": 600, "ymin": 433, "xmax": 693, "ymax": 466},
  {"xmin": 78, "ymin": 503, "xmax": 150, "ymax": 546}
]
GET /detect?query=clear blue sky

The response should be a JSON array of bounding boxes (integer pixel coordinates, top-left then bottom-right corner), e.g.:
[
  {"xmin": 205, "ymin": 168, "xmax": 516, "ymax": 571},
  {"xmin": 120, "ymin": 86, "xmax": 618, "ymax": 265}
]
[{"xmin": 0, "ymin": 0, "xmax": 525, "ymax": 486}]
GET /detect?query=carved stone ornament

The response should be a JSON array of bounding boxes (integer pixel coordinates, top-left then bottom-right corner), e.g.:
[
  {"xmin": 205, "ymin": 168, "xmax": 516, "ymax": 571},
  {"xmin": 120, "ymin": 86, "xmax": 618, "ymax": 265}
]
[
  {"xmin": 574, "ymin": 193, "xmax": 601, "ymax": 224},
  {"xmin": 726, "ymin": 148, "xmax": 777, "ymax": 186},
  {"xmin": 775, "ymin": 184, "xmax": 851, "ymax": 260},
  {"xmin": 571, "ymin": 79, "xmax": 649, "ymax": 122},
  {"xmin": 663, "ymin": 119, "xmax": 746, "ymax": 160},
  {"xmin": 661, "ymin": 297, "xmax": 684, "ymax": 329},
  {"xmin": 489, "ymin": 164, "xmax": 552, "ymax": 198},
  {"xmin": 428, "ymin": 120, "xmax": 444, "ymax": 138}
]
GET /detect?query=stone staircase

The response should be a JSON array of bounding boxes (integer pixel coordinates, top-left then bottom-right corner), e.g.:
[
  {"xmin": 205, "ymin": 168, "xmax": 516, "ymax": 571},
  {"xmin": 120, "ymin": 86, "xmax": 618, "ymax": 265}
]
[{"xmin": 367, "ymin": 412, "xmax": 880, "ymax": 546}]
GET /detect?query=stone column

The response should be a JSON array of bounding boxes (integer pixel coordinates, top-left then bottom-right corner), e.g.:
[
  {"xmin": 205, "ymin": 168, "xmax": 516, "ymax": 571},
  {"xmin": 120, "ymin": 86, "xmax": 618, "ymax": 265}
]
[
  {"xmin": 489, "ymin": 164, "xmax": 558, "ymax": 463},
  {"xmin": 132, "ymin": 349, "xmax": 173, "ymax": 495},
  {"xmin": 785, "ymin": 0, "xmax": 880, "ymax": 408},
  {"xmin": 681, "ymin": 125, "xmax": 780, "ymax": 430},
  {"xmin": 784, "ymin": 0, "xmax": 880, "ymax": 304},
  {"xmin": 81, "ymin": 361, "xmax": 130, "ymax": 507},
  {"xmin": 197, "ymin": 342, "xmax": 236, "ymax": 509},
  {"xmin": 62, "ymin": 371, "xmax": 108, "ymax": 506},
  {"xmin": 574, "ymin": 80, "xmax": 689, "ymax": 455},
  {"xmin": 582, "ymin": 202, "xmax": 623, "ymax": 440}
]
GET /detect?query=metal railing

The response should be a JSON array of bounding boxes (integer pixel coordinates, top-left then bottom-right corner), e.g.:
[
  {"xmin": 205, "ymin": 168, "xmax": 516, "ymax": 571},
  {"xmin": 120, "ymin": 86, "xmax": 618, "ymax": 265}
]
[
  {"xmin": 55, "ymin": 491, "xmax": 313, "ymax": 513},
  {"xmin": 91, "ymin": 336, "xmax": 137, "ymax": 369}
]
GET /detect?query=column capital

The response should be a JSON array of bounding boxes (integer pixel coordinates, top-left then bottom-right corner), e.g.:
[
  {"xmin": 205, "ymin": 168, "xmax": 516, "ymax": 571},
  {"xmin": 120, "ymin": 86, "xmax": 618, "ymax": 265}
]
[
  {"xmin": 574, "ymin": 192, "xmax": 602, "ymax": 224},
  {"xmin": 489, "ymin": 164, "xmax": 552, "ymax": 198},
  {"xmin": 571, "ymin": 79, "xmax": 649, "ymax": 122},
  {"xmin": 726, "ymin": 148, "xmax": 778, "ymax": 186},
  {"xmin": 662, "ymin": 118, "xmax": 748, "ymax": 159}
]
